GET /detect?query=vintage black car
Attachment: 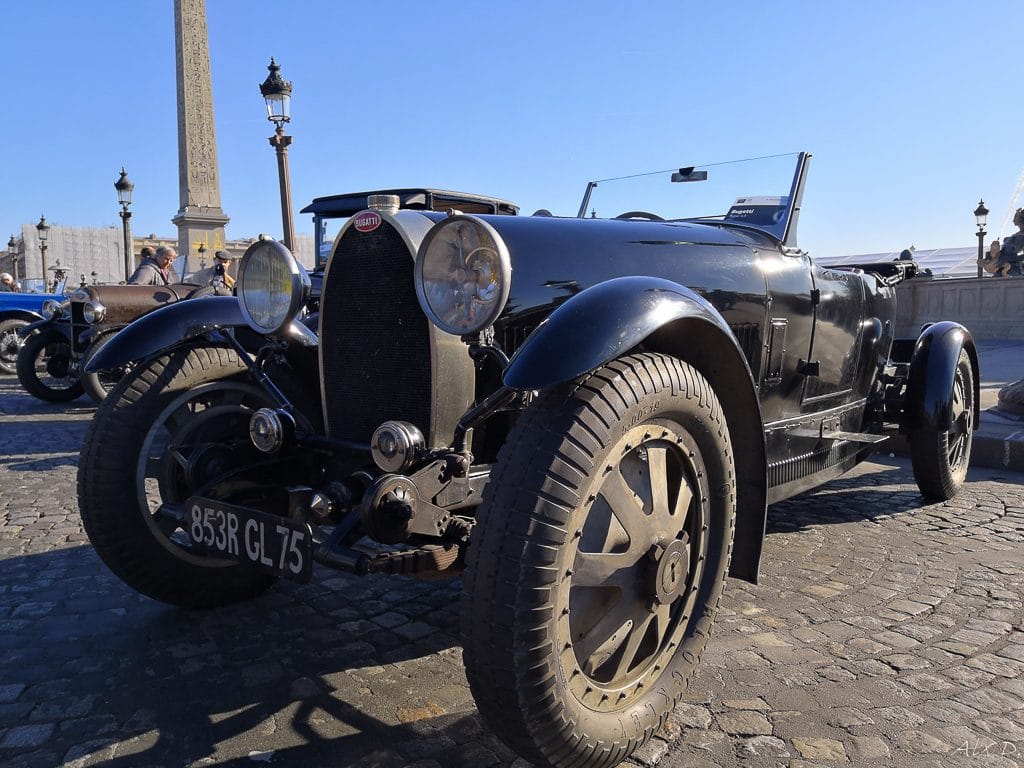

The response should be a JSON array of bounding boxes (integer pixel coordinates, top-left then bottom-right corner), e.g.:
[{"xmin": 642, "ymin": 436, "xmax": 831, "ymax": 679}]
[{"xmin": 77, "ymin": 156, "xmax": 977, "ymax": 768}]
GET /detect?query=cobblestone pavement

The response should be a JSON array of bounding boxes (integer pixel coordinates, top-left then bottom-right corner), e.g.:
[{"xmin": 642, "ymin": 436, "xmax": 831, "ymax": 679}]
[{"xmin": 2, "ymin": 375, "xmax": 1024, "ymax": 768}]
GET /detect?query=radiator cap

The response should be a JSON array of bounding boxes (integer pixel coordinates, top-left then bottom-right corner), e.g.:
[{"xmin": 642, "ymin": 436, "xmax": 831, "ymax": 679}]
[{"xmin": 367, "ymin": 194, "xmax": 400, "ymax": 215}]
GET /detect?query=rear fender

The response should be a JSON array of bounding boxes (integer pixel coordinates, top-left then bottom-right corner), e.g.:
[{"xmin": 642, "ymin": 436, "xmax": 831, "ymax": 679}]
[
  {"xmin": 85, "ymin": 296, "xmax": 316, "ymax": 373},
  {"xmin": 902, "ymin": 321, "xmax": 979, "ymax": 433},
  {"xmin": 503, "ymin": 276, "xmax": 768, "ymax": 584}
]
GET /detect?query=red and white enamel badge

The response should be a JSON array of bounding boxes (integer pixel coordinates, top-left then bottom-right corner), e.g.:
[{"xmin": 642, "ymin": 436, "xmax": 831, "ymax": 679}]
[{"xmin": 353, "ymin": 211, "xmax": 382, "ymax": 233}]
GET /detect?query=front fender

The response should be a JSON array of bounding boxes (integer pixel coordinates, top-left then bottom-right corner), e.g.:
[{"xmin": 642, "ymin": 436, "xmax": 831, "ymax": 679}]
[
  {"xmin": 903, "ymin": 321, "xmax": 979, "ymax": 433},
  {"xmin": 85, "ymin": 296, "xmax": 247, "ymax": 372},
  {"xmin": 504, "ymin": 276, "xmax": 742, "ymax": 390},
  {"xmin": 18, "ymin": 317, "xmax": 59, "ymax": 338}
]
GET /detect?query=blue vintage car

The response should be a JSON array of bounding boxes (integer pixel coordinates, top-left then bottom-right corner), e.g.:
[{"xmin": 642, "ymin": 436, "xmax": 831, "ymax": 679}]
[{"xmin": 0, "ymin": 281, "xmax": 65, "ymax": 375}]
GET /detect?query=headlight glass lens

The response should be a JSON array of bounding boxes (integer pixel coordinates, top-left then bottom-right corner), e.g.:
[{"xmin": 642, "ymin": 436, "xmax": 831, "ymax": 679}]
[
  {"xmin": 238, "ymin": 240, "xmax": 309, "ymax": 334},
  {"xmin": 42, "ymin": 299, "xmax": 67, "ymax": 320},
  {"xmin": 82, "ymin": 300, "xmax": 106, "ymax": 324},
  {"xmin": 415, "ymin": 216, "xmax": 511, "ymax": 336}
]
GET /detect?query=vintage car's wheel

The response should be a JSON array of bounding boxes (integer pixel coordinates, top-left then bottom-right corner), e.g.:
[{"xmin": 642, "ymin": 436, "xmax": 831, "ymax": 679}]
[
  {"xmin": 80, "ymin": 332, "xmax": 128, "ymax": 404},
  {"xmin": 15, "ymin": 328, "xmax": 84, "ymax": 402},
  {"xmin": 909, "ymin": 348, "xmax": 975, "ymax": 500},
  {"xmin": 461, "ymin": 352, "xmax": 735, "ymax": 768},
  {"xmin": 0, "ymin": 318, "xmax": 27, "ymax": 375},
  {"xmin": 77, "ymin": 346, "xmax": 283, "ymax": 608}
]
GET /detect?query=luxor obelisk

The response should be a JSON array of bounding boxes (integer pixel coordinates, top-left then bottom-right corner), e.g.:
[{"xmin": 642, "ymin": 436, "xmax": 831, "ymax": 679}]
[{"xmin": 172, "ymin": 0, "xmax": 229, "ymax": 274}]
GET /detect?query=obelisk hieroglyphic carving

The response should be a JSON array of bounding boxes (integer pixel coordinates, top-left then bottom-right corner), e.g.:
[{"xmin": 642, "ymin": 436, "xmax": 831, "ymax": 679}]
[{"xmin": 172, "ymin": 0, "xmax": 229, "ymax": 275}]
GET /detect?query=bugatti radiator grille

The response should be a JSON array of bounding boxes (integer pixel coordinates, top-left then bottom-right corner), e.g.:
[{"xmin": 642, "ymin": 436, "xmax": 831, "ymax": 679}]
[{"xmin": 319, "ymin": 222, "xmax": 432, "ymax": 442}]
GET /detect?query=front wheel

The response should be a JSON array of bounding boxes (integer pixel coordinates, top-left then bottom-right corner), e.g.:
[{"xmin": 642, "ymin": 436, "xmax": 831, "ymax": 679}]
[
  {"xmin": 461, "ymin": 353, "xmax": 735, "ymax": 768},
  {"xmin": 80, "ymin": 332, "xmax": 129, "ymax": 404},
  {"xmin": 0, "ymin": 319, "xmax": 27, "ymax": 375},
  {"xmin": 909, "ymin": 348, "xmax": 975, "ymax": 500},
  {"xmin": 77, "ymin": 346, "xmax": 282, "ymax": 608},
  {"xmin": 16, "ymin": 328, "xmax": 84, "ymax": 402}
]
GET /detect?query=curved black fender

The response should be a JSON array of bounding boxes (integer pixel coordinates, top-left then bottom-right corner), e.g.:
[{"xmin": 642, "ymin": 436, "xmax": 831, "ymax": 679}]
[
  {"xmin": 902, "ymin": 321, "xmax": 980, "ymax": 433},
  {"xmin": 84, "ymin": 296, "xmax": 316, "ymax": 373},
  {"xmin": 503, "ymin": 275, "xmax": 768, "ymax": 584},
  {"xmin": 18, "ymin": 317, "xmax": 60, "ymax": 338}
]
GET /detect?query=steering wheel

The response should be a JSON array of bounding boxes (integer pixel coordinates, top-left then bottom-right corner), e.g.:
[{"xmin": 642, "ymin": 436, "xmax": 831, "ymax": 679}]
[{"xmin": 614, "ymin": 211, "xmax": 665, "ymax": 221}]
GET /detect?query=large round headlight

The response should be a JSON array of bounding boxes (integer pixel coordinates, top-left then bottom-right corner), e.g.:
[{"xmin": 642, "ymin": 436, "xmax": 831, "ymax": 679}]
[
  {"xmin": 414, "ymin": 215, "xmax": 511, "ymax": 336},
  {"xmin": 41, "ymin": 299, "xmax": 67, "ymax": 320},
  {"xmin": 82, "ymin": 300, "xmax": 106, "ymax": 324},
  {"xmin": 237, "ymin": 240, "xmax": 310, "ymax": 334}
]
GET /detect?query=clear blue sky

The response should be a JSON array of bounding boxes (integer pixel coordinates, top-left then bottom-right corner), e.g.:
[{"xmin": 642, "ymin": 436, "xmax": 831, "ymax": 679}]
[{"xmin": 6, "ymin": 1, "xmax": 1023, "ymax": 257}]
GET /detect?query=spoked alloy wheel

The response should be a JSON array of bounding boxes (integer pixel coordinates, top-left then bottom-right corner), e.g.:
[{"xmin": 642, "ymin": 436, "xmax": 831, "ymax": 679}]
[
  {"xmin": 462, "ymin": 353, "xmax": 736, "ymax": 768},
  {"xmin": 78, "ymin": 346, "xmax": 281, "ymax": 608},
  {"xmin": 0, "ymin": 319, "xmax": 27, "ymax": 375},
  {"xmin": 563, "ymin": 422, "xmax": 708, "ymax": 708},
  {"xmin": 909, "ymin": 348, "xmax": 975, "ymax": 500},
  {"xmin": 16, "ymin": 328, "xmax": 83, "ymax": 401}
]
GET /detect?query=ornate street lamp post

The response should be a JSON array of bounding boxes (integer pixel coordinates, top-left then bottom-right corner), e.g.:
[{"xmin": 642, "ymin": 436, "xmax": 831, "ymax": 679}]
[
  {"xmin": 115, "ymin": 168, "xmax": 135, "ymax": 281},
  {"xmin": 36, "ymin": 215, "xmax": 50, "ymax": 291},
  {"xmin": 259, "ymin": 58, "xmax": 295, "ymax": 252},
  {"xmin": 6, "ymin": 235, "xmax": 17, "ymax": 283},
  {"xmin": 975, "ymin": 199, "xmax": 989, "ymax": 279}
]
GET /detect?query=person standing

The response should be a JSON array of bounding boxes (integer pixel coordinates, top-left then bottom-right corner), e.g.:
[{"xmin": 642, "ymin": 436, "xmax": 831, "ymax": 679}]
[
  {"xmin": 191, "ymin": 250, "xmax": 237, "ymax": 294},
  {"xmin": 128, "ymin": 246, "xmax": 176, "ymax": 285}
]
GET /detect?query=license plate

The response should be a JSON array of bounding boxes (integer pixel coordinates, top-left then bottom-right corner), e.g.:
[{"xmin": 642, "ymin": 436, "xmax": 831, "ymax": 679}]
[{"xmin": 186, "ymin": 497, "xmax": 314, "ymax": 583}]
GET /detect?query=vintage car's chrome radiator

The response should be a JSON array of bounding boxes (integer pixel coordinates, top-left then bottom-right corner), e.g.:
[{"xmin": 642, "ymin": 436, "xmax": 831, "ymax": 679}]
[{"xmin": 319, "ymin": 221, "xmax": 433, "ymax": 443}]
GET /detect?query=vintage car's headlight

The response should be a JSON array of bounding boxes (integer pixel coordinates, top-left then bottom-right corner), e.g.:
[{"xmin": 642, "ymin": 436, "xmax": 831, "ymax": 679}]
[
  {"xmin": 237, "ymin": 240, "xmax": 310, "ymax": 335},
  {"xmin": 41, "ymin": 299, "xmax": 68, "ymax": 320},
  {"xmin": 82, "ymin": 300, "xmax": 106, "ymax": 324},
  {"xmin": 414, "ymin": 215, "xmax": 511, "ymax": 336}
]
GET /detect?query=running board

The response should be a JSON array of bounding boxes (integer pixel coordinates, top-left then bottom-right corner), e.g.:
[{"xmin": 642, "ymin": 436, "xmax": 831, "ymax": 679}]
[{"xmin": 790, "ymin": 428, "xmax": 888, "ymax": 445}]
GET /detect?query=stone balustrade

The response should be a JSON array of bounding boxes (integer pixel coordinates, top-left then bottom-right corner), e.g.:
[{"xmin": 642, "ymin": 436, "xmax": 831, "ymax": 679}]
[{"xmin": 896, "ymin": 275, "xmax": 1024, "ymax": 340}]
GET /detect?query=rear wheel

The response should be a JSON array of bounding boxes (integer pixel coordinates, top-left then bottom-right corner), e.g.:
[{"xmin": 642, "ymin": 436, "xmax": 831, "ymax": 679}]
[
  {"xmin": 909, "ymin": 348, "xmax": 974, "ymax": 500},
  {"xmin": 461, "ymin": 353, "xmax": 735, "ymax": 768},
  {"xmin": 16, "ymin": 328, "xmax": 83, "ymax": 402},
  {"xmin": 77, "ymin": 346, "xmax": 283, "ymax": 608},
  {"xmin": 0, "ymin": 319, "xmax": 27, "ymax": 375}
]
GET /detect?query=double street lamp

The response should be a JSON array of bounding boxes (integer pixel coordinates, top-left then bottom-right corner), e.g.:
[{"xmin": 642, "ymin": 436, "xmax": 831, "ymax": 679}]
[
  {"xmin": 115, "ymin": 168, "xmax": 135, "ymax": 281},
  {"xmin": 36, "ymin": 215, "xmax": 49, "ymax": 290},
  {"xmin": 975, "ymin": 199, "xmax": 989, "ymax": 279},
  {"xmin": 6, "ymin": 235, "xmax": 17, "ymax": 283},
  {"xmin": 259, "ymin": 58, "xmax": 295, "ymax": 252}
]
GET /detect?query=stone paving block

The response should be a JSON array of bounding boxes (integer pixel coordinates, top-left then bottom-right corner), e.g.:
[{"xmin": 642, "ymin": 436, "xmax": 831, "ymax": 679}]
[
  {"xmin": 791, "ymin": 736, "xmax": 847, "ymax": 760},
  {"xmin": 847, "ymin": 734, "xmax": 890, "ymax": 759}
]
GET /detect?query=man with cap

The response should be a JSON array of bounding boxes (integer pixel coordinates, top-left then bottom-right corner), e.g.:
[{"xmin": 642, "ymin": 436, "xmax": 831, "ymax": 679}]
[{"xmin": 192, "ymin": 250, "xmax": 237, "ymax": 295}]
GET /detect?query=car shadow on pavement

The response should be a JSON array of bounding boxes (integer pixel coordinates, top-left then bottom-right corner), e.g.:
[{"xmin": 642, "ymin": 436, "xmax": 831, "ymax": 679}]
[
  {"xmin": 764, "ymin": 460, "xmax": 945, "ymax": 535},
  {"xmin": 0, "ymin": 543, "xmax": 525, "ymax": 767}
]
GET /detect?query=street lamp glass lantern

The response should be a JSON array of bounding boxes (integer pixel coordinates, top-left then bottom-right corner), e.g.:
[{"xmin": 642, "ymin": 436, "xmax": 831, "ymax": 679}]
[
  {"xmin": 974, "ymin": 199, "xmax": 989, "ymax": 230},
  {"xmin": 260, "ymin": 58, "xmax": 292, "ymax": 128},
  {"xmin": 36, "ymin": 215, "xmax": 49, "ymax": 242},
  {"xmin": 115, "ymin": 168, "xmax": 134, "ymax": 207}
]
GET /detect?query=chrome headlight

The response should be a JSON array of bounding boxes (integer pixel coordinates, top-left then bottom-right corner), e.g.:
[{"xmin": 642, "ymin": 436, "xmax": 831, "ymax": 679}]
[
  {"xmin": 414, "ymin": 215, "xmax": 511, "ymax": 336},
  {"xmin": 237, "ymin": 240, "xmax": 310, "ymax": 335},
  {"xmin": 82, "ymin": 300, "xmax": 106, "ymax": 324},
  {"xmin": 41, "ymin": 299, "xmax": 68, "ymax": 320}
]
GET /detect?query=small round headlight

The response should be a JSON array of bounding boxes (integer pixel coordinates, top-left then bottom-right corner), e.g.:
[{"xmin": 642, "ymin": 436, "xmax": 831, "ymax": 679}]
[
  {"xmin": 82, "ymin": 300, "xmax": 106, "ymax": 324},
  {"xmin": 237, "ymin": 240, "xmax": 310, "ymax": 335},
  {"xmin": 414, "ymin": 215, "xmax": 511, "ymax": 336},
  {"xmin": 371, "ymin": 420, "xmax": 425, "ymax": 472},
  {"xmin": 41, "ymin": 299, "xmax": 65, "ymax": 320}
]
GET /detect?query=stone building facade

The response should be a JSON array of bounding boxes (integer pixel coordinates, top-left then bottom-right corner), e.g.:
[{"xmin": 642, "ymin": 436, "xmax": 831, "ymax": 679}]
[{"xmin": 1, "ymin": 225, "xmax": 315, "ymax": 289}]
